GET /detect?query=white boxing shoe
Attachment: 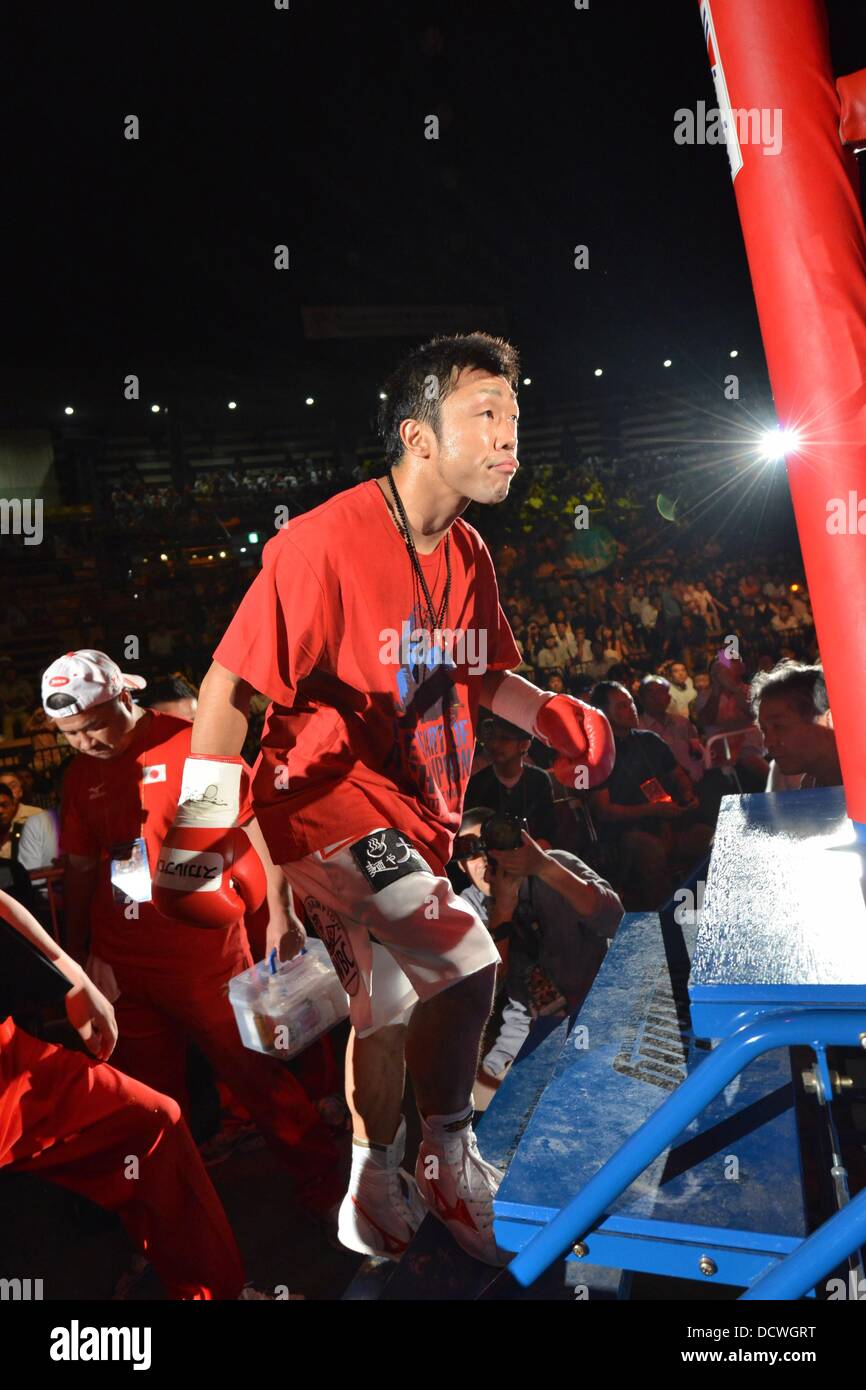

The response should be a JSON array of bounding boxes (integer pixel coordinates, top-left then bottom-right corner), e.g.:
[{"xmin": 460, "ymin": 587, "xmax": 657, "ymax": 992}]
[
  {"xmin": 415, "ymin": 1112, "xmax": 509, "ymax": 1267},
  {"xmin": 337, "ymin": 1116, "xmax": 425, "ymax": 1260}
]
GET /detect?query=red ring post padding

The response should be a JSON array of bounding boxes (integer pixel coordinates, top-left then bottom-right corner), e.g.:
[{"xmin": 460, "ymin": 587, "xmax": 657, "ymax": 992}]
[{"xmin": 699, "ymin": 0, "xmax": 866, "ymax": 829}]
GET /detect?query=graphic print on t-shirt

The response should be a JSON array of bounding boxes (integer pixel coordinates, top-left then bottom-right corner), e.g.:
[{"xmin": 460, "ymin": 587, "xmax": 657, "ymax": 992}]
[{"xmin": 386, "ymin": 599, "xmax": 474, "ymax": 819}]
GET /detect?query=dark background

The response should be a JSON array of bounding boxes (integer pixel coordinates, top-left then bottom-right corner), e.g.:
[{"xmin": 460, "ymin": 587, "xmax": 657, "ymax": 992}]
[{"xmin": 4, "ymin": 0, "xmax": 866, "ymax": 429}]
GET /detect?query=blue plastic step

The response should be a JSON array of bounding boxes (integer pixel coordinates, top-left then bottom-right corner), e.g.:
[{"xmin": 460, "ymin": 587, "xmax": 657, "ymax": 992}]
[
  {"xmin": 690, "ymin": 787, "xmax": 866, "ymax": 1038},
  {"xmin": 494, "ymin": 909, "xmax": 808, "ymax": 1289}
]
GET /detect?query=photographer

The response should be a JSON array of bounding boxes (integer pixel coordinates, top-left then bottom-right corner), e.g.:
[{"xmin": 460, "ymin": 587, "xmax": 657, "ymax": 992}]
[{"xmin": 454, "ymin": 807, "xmax": 623, "ymax": 1088}]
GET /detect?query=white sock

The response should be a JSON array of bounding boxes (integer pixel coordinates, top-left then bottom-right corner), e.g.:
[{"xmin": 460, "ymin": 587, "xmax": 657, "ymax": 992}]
[
  {"xmin": 348, "ymin": 1116, "xmax": 406, "ymax": 1191},
  {"xmin": 421, "ymin": 1107, "xmax": 473, "ymax": 1146}
]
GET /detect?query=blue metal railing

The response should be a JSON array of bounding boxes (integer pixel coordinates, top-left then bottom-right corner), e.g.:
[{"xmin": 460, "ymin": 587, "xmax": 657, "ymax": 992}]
[{"xmin": 508, "ymin": 1009, "xmax": 866, "ymax": 1292}]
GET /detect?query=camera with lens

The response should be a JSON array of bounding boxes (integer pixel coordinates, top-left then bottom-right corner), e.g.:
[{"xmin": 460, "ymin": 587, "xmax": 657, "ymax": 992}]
[
  {"xmin": 479, "ymin": 811, "xmax": 528, "ymax": 854},
  {"xmin": 453, "ymin": 811, "xmax": 528, "ymax": 865}
]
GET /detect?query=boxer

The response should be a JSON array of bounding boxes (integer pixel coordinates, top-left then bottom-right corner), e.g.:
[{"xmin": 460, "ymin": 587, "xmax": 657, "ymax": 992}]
[{"xmin": 161, "ymin": 333, "xmax": 614, "ymax": 1265}]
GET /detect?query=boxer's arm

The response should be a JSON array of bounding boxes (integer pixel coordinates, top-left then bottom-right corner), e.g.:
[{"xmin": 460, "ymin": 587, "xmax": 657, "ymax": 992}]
[
  {"xmin": 241, "ymin": 816, "xmax": 306, "ymax": 961},
  {"xmin": 191, "ymin": 660, "xmax": 255, "ymax": 756},
  {"xmin": 479, "ymin": 669, "xmax": 508, "ymax": 707}
]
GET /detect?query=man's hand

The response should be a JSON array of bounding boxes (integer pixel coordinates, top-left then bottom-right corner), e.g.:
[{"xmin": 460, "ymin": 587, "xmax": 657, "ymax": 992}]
[
  {"xmin": 490, "ymin": 829, "xmax": 549, "ymax": 879},
  {"xmin": 266, "ymin": 905, "xmax": 307, "ymax": 963},
  {"xmin": 652, "ymin": 800, "xmax": 687, "ymax": 820},
  {"xmin": 63, "ymin": 962, "xmax": 118, "ymax": 1061},
  {"xmin": 485, "ymin": 855, "xmax": 524, "ymax": 905}
]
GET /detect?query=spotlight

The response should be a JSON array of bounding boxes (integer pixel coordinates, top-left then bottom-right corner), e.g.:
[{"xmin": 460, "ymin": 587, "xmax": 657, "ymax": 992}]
[
  {"xmin": 379, "ymin": 392, "xmax": 387, "ymax": 400},
  {"xmin": 219, "ymin": 550, "xmax": 226, "ymax": 558},
  {"xmin": 151, "ymin": 404, "xmax": 161, "ymax": 413},
  {"xmin": 594, "ymin": 368, "xmax": 603, "ymax": 378},
  {"xmin": 160, "ymin": 553, "xmax": 168, "ymax": 561},
  {"xmin": 523, "ymin": 377, "xmax": 532, "ymax": 386},
  {"xmin": 248, "ymin": 532, "xmax": 259, "ymax": 544},
  {"xmin": 730, "ymin": 349, "xmax": 739, "ymax": 358},
  {"xmin": 759, "ymin": 426, "xmax": 801, "ymax": 461},
  {"xmin": 228, "ymin": 401, "xmax": 237, "ymax": 410},
  {"xmin": 305, "ymin": 396, "xmax": 315, "ymax": 406},
  {"xmin": 663, "ymin": 359, "xmax": 672, "ymax": 368},
  {"xmin": 64, "ymin": 406, "xmax": 74, "ymax": 416}
]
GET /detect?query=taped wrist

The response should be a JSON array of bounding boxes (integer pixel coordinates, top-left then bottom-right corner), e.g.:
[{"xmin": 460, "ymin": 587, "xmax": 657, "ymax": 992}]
[
  {"xmin": 489, "ymin": 673, "xmax": 554, "ymax": 739},
  {"xmin": 176, "ymin": 756, "xmax": 244, "ymax": 828}
]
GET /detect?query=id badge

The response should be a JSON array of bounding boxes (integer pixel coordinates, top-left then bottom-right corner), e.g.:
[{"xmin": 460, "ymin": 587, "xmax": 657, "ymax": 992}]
[{"xmin": 110, "ymin": 836, "xmax": 153, "ymax": 904}]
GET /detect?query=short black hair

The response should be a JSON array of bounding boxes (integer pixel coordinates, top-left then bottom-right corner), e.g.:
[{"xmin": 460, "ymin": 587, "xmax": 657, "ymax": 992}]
[
  {"xmin": 750, "ymin": 662, "xmax": 828, "ymax": 721},
  {"xmin": 589, "ymin": 680, "xmax": 630, "ymax": 716},
  {"xmin": 377, "ymin": 332, "xmax": 520, "ymax": 469},
  {"xmin": 458, "ymin": 805, "xmax": 496, "ymax": 836},
  {"xmin": 138, "ymin": 675, "xmax": 198, "ymax": 707}
]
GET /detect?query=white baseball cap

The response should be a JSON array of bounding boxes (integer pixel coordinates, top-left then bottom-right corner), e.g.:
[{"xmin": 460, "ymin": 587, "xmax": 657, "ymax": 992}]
[{"xmin": 41, "ymin": 649, "xmax": 147, "ymax": 717}]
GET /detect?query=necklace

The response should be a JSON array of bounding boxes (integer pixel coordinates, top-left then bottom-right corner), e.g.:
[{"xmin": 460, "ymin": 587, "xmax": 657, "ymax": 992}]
[{"xmin": 385, "ymin": 469, "xmax": 451, "ymax": 633}]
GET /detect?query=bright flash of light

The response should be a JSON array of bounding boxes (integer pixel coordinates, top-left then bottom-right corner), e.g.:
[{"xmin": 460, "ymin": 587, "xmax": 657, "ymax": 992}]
[{"xmin": 758, "ymin": 426, "xmax": 801, "ymax": 461}]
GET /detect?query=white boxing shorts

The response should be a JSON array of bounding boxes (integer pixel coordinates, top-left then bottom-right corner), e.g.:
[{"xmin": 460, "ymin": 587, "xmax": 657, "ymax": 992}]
[{"xmin": 281, "ymin": 827, "xmax": 499, "ymax": 1037}]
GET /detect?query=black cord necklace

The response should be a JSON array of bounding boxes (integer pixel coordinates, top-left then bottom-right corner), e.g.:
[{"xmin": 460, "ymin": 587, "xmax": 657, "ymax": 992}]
[{"xmin": 386, "ymin": 468, "xmax": 451, "ymax": 632}]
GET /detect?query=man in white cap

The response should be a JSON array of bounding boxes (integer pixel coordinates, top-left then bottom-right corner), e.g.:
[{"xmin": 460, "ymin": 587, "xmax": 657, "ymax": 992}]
[{"xmin": 44, "ymin": 649, "xmax": 344, "ymax": 1218}]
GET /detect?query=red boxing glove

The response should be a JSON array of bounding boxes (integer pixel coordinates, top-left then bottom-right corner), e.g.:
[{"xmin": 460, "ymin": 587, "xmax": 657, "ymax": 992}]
[
  {"xmin": 152, "ymin": 756, "xmax": 267, "ymax": 930},
  {"xmin": 535, "ymin": 694, "xmax": 615, "ymax": 791}
]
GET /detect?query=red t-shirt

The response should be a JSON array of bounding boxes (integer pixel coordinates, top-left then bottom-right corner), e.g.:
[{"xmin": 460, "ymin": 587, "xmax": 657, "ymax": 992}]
[
  {"xmin": 214, "ymin": 479, "xmax": 521, "ymax": 876},
  {"xmin": 60, "ymin": 711, "xmax": 254, "ymax": 968}
]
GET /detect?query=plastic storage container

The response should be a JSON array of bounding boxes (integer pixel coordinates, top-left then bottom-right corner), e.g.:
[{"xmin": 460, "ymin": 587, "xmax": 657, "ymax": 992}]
[{"xmin": 229, "ymin": 939, "xmax": 350, "ymax": 1059}]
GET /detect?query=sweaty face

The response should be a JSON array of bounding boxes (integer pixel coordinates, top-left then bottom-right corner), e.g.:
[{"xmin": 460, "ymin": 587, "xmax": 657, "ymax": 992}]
[
  {"xmin": 430, "ymin": 368, "xmax": 520, "ymax": 505},
  {"xmin": 51, "ymin": 695, "xmax": 137, "ymax": 759},
  {"xmin": 758, "ymin": 695, "xmax": 830, "ymax": 775}
]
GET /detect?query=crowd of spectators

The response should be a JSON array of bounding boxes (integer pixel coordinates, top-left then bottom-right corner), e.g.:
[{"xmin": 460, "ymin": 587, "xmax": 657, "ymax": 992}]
[
  {"xmin": 3, "ymin": 443, "xmax": 820, "ymax": 927},
  {"xmin": 106, "ymin": 461, "xmax": 338, "ymax": 522}
]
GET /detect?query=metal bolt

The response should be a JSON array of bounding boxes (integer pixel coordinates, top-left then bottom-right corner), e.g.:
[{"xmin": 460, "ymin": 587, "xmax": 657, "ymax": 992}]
[
  {"xmin": 699, "ymin": 1255, "xmax": 717, "ymax": 1277},
  {"xmin": 572, "ymin": 1241, "xmax": 589, "ymax": 1258}
]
